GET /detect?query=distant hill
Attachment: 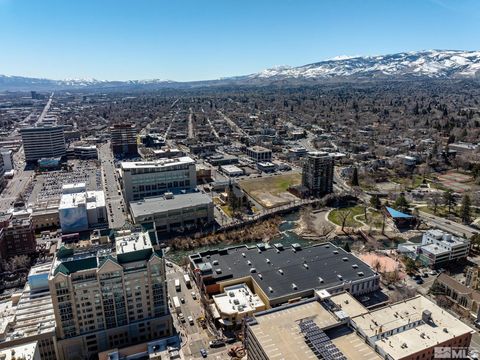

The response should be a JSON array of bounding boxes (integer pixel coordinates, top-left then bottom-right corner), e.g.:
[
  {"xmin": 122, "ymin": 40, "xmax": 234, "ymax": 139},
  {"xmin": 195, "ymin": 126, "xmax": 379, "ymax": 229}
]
[{"xmin": 1, "ymin": 50, "xmax": 480, "ymax": 91}]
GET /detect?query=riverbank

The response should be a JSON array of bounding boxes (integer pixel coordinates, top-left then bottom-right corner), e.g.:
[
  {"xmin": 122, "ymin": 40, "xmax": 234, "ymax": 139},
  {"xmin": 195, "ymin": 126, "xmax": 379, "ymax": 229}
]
[{"xmin": 167, "ymin": 216, "xmax": 283, "ymax": 251}]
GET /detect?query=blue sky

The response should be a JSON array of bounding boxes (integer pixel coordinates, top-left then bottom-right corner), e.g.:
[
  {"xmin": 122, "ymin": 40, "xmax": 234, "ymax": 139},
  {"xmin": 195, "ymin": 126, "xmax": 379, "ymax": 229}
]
[{"xmin": 0, "ymin": 0, "xmax": 479, "ymax": 81}]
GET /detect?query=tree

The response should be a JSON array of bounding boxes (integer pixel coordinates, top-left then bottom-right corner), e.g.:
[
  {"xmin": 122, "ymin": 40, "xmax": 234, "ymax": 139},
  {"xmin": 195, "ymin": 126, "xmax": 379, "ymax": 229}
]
[
  {"xmin": 459, "ymin": 194, "xmax": 472, "ymax": 224},
  {"xmin": 337, "ymin": 209, "xmax": 352, "ymax": 232},
  {"xmin": 429, "ymin": 192, "xmax": 442, "ymax": 215},
  {"xmin": 351, "ymin": 167, "xmax": 359, "ymax": 187},
  {"xmin": 443, "ymin": 189, "xmax": 456, "ymax": 214},
  {"xmin": 394, "ymin": 194, "xmax": 409, "ymax": 213},
  {"xmin": 370, "ymin": 194, "xmax": 381, "ymax": 209},
  {"xmin": 404, "ymin": 257, "xmax": 417, "ymax": 274},
  {"xmin": 343, "ymin": 242, "xmax": 351, "ymax": 253}
]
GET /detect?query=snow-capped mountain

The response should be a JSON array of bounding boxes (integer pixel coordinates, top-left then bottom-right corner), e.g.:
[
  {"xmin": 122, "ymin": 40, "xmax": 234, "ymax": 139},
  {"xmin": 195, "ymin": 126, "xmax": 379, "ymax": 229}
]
[
  {"xmin": 0, "ymin": 75, "xmax": 176, "ymax": 91},
  {"xmin": 247, "ymin": 50, "xmax": 480, "ymax": 80},
  {"xmin": 1, "ymin": 50, "xmax": 480, "ymax": 91}
]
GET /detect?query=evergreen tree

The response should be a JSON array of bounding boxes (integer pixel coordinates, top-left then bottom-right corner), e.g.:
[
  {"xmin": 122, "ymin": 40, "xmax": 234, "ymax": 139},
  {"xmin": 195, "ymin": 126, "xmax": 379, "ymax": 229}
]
[
  {"xmin": 443, "ymin": 189, "xmax": 456, "ymax": 214},
  {"xmin": 394, "ymin": 194, "xmax": 410, "ymax": 213},
  {"xmin": 343, "ymin": 242, "xmax": 351, "ymax": 253},
  {"xmin": 370, "ymin": 194, "xmax": 381, "ymax": 209},
  {"xmin": 460, "ymin": 194, "xmax": 472, "ymax": 224},
  {"xmin": 351, "ymin": 167, "xmax": 359, "ymax": 187}
]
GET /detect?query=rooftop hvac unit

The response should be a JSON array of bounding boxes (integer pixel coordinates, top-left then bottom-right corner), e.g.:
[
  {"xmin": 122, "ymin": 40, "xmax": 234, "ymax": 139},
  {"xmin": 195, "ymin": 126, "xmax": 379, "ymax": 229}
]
[{"xmin": 278, "ymin": 269, "xmax": 284, "ymax": 275}]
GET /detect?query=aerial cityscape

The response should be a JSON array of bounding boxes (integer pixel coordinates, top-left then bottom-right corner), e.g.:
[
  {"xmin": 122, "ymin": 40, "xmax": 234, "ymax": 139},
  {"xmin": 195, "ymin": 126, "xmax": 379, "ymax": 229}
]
[{"xmin": 1, "ymin": 1, "xmax": 480, "ymax": 359}]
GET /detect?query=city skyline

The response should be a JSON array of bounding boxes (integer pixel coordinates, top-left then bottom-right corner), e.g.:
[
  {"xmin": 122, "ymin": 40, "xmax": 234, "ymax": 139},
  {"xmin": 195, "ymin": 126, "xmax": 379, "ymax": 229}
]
[{"xmin": 0, "ymin": 0, "xmax": 479, "ymax": 81}]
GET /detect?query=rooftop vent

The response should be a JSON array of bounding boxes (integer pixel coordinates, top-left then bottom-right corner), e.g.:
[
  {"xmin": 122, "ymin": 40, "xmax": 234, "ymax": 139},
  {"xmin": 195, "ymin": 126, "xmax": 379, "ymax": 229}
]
[
  {"xmin": 291, "ymin": 243, "xmax": 302, "ymax": 251},
  {"xmin": 318, "ymin": 277, "xmax": 324, "ymax": 283},
  {"xmin": 278, "ymin": 269, "xmax": 284, "ymax": 275},
  {"xmin": 212, "ymin": 260, "xmax": 219, "ymax": 265},
  {"xmin": 247, "ymin": 260, "xmax": 252, "ymax": 266},
  {"xmin": 250, "ymin": 268, "xmax": 256, "ymax": 273},
  {"xmin": 303, "ymin": 263, "xmax": 309, "ymax": 269},
  {"xmin": 258, "ymin": 274, "xmax": 263, "ymax": 279},
  {"xmin": 241, "ymin": 253, "xmax": 246, "ymax": 258},
  {"xmin": 215, "ymin": 268, "xmax": 222, "ymax": 274},
  {"xmin": 268, "ymin": 287, "xmax": 274, "ymax": 293},
  {"xmin": 333, "ymin": 250, "xmax": 339, "ymax": 255},
  {"xmin": 352, "ymin": 264, "xmax": 358, "ymax": 269},
  {"xmin": 266, "ymin": 258, "xmax": 271, "ymax": 264},
  {"xmin": 292, "ymin": 283, "xmax": 297, "ymax": 290},
  {"xmin": 357, "ymin": 272, "xmax": 364, "ymax": 277},
  {"xmin": 337, "ymin": 274, "xmax": 343, "ymax": 280},
  {"xmin": 342, "ymin": 257, "xmax": 348, "ymax": 262},
  {"xmin": 274, "ymin": 243, "xmax": 284, "ymax": 250}
]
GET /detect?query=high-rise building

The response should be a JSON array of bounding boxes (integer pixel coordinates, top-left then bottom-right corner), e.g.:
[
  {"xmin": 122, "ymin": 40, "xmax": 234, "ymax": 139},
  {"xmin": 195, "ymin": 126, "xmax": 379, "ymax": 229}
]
[
  {"xmin": 49, "ymin": 230, "xmax": 172, "ymax": 360},
  {"xmin": 110, "ymin": 123, "xmax": 138, "ymax": 155},
  {"xmin": 120, "ymin": 157, "xmax": 197, "ymax": 202},
  {"xmin": 301, "ymin": 151, "xmax": 333, "ymax": 197},
  {"xmin": 20, "ymin": 125, "xmax": 66, "ymax": 163}
]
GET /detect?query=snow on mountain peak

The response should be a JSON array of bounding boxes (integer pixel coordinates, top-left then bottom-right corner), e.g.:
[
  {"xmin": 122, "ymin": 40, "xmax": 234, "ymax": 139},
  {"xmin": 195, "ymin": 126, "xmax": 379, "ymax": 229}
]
[{"xmin": 249, "ymin": 50, "xmax": 480, "ymax": 80}]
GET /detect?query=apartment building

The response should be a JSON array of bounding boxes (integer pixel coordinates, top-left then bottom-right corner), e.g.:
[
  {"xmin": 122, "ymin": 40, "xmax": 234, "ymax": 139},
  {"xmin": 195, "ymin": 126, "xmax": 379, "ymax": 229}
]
[
  {"xmin": 48, "ymin": 230, "xmax": 172, "ymax": 360},
  {"xmin": 1, "ymin": 148, "xmax": 14, "ymax": 171},
  {"xmin": 120, "ymin": 157, "xmax": 196, "ymax": 202},
  {"xmin": 301, "ymin": 151, "xmax": 334, "ymax": 197},
  {"xmin": 20, "ymin": 125, "xmax": 66, "ymax": 163},
  {"xmin": 110, "ymin": 123, "xmax": 138, "ymax": 155}
]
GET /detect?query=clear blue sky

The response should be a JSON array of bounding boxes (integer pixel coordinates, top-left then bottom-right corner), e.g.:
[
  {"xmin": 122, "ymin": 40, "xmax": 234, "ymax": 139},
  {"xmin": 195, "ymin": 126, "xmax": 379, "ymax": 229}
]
[{"xmin": 0, "ymin": 0, "xmax": 479, "ymax": 81}]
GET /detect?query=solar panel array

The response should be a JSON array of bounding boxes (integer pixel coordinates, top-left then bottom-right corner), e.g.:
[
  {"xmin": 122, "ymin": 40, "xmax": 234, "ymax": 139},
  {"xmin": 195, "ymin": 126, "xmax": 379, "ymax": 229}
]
[{"xmin": 299, "ymin": 319, "xmax": 347, "ymax": 360}]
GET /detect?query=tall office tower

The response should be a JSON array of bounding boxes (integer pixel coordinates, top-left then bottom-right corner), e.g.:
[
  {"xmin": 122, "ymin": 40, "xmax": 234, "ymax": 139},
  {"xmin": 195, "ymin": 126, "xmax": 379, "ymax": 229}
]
[
  {"xmin": 110, "ymin": 123, "xmax": 138, "ymax": 155},
  {"xmin": 49, "ymin": 230, "xmax": 172, "ymax": 360},
  {"xmin": 20, "ymin": 125, "xmax": 66, "ymax": 162},
  {"xmin": 301, "ymin": 151, "xmax": 334, "ymax": 197},
  {"xmin": 120, "ymin": 157, "xmax": 197, "ymax": 202}
]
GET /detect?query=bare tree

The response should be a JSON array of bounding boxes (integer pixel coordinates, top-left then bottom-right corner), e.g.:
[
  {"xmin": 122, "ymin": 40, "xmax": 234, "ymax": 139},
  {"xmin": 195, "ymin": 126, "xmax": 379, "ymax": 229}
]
[{"xmin": 337, "ymin": 209, "xmax": 352, "ymax": 232}]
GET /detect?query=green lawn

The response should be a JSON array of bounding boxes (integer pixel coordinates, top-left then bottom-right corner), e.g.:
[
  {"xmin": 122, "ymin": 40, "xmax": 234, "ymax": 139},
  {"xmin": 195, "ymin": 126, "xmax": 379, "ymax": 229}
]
[
  {"xmin": 328, "ymin": 205, "xmax": 366, "ymax": 228},
  {"xmin": 357, "ymin": 209, "xmax": 385, "ymax": 229},
  {"xmin": 420, "ymin": 205, "xmax": 480, "ymax": 220}
]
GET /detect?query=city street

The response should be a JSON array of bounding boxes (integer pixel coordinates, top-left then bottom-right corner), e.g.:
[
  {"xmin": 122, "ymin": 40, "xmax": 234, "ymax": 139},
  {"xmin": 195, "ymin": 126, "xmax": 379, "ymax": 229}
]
[
  {"xmin": 165, "ymin": 262, "xmax": 240, "ymax": 359},
  {"xmin": 99, "ymin": 142, "xmax": 127, "ymax": 229},
  {"xmin": 0, "ymin": 146, "xmax": 34, "ymax": 211}
]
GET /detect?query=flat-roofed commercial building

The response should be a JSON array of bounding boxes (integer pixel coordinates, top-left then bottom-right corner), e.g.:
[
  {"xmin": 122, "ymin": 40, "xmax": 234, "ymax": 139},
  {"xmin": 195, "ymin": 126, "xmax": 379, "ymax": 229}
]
[
  {"xmin": 189, "ymin": 242, "xmax": 379, "ymax": 308},
  {"xmin": 0, "ymin": 263, "xmax": 58, "ymax": 360},
  {"xmin": 20, "ymin": 125, "xmax": 66, "ymax": 163},
  {"xmin": 302, "ymin": 151, "xmax": 334, "ymax": 197},
  {"xmin": 49, "ymin": 230, "xmax": 172, "ymax": 360},
  {"xmin": 58, "ymin": 183, "xmax": 107, "ymax": 233},
  {"xmin": 246, "ymin": 146, "xmax": 272, "ymax": 163},
  {"xmin": 246, "ymin": 291, "xmax": 381, "ymax": 360},
  {"xmin": 120, "ymin": 157, "xmax": 196, "ymax": 202},
  {"xmin": 419, "ymin": 229, "xmax": 470, "ymax": 267},
  {"xmin": 110, "ymin": 123, "xmax": 138, "ymax": 155},
  {"xmin": 351, "ymin": 295, "xmax": 474, "ymax": 360},
  {"xmin": 212, "ymin": 283, "xmax": 266, "ymax": 327},
  {"xmin": 130, "ymin": 192, "xmax": 214, "ymax": 233},
  {"xmin": 246, "ymin": 292, "xmax": 474, "ymax": 360}
]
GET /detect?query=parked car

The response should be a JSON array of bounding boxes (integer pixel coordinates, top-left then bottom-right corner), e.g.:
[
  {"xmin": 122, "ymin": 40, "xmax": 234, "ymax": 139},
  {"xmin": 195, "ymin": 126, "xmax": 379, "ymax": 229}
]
[
  {"xmin": 200, "ymin": 348, "xmax": 208, "ymax": 358},
  {"xmin": 416, "ymin": 279, "xmax": 424, "ymax": 285},
  {"xmin": 225, "ymin": 337, "xmax": 237, "ymax": 344},
  {"xmin": 191, "ymin": 292, "xmax": 197, "ymax": 300},
  {"xmin": 209, "ymin": 340, "xmax": 225, "ymax": 348},
  {"xmin": 188, "ymin": 315, "xmax": 194, "ymax": 325},
  {"xmin": 422, "ymin": 273, "xmax": 429, "ymax": 278},
  {"xmin": 180, "ymin": 297, "xmax": 185, "ymax": 304}
]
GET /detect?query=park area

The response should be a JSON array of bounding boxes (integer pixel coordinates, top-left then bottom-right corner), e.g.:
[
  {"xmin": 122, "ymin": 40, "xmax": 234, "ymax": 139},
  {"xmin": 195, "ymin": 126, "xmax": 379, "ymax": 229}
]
[
  {"xmin": 437, "ymin": 171, "xmax": 474, "ymax": 193},
  {"xmin": 239, "ymin": 173, "xmax": 301, "ymax": 208}
]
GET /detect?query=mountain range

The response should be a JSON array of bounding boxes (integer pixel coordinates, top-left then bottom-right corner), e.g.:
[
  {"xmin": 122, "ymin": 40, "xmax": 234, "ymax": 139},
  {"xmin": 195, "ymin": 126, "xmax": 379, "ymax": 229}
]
[{"xmin": 1, "ymin": 50, "xmax": 480, "ymax": 91}]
